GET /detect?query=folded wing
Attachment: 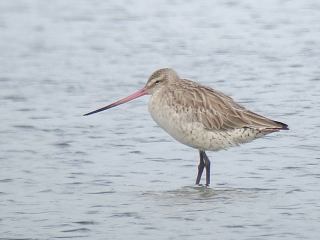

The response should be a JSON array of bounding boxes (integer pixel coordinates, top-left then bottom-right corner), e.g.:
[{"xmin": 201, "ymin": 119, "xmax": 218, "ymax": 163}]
[{"xmin": 170, "ymin": 79, "xmax": 288, "ymax": 131}]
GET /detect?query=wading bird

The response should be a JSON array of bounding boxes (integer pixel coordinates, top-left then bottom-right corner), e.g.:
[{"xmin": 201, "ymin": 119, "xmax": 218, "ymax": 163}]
[{"xmin": 84, "ymin": 68, "xmax": 288, "ymax": 186}]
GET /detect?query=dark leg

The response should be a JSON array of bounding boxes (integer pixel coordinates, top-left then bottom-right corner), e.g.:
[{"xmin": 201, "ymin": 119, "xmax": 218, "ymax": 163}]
[
  {"xmin": 196, "ymin": 150, "xmax": 205, "ymax": 185},
  {"xmin": 203, "ymin": 151, "xmax": 211, "ymax": 186}
]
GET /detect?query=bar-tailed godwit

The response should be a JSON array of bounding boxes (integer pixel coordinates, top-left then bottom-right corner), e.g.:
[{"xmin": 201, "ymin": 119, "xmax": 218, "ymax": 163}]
[{"xmin": 84, "ymin": 68, "xmax": 288, "ymax": 186}]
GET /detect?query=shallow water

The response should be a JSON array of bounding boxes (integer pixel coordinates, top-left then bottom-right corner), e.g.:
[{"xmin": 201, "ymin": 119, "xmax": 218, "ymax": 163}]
[{"xmin": 1, "ymin": 0, "xmax": 320, "ymax": 239}]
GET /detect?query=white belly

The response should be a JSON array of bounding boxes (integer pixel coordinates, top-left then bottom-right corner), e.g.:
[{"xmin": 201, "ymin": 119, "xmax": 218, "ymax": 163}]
[{"xmin": 148, "ymin": 92, "xmax": 264, "ymax": 151}]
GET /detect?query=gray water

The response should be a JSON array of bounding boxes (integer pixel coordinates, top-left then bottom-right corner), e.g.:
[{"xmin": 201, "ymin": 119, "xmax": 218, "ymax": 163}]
[{"xmin": 1, "ymin": 0, "xmax": 320, "ymax": 239}]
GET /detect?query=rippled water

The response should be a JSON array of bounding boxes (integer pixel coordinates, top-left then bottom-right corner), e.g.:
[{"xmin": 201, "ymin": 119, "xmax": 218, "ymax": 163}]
[{"xmin": 1, "ymin": 0, "xmax": 320, "ymax": 239}]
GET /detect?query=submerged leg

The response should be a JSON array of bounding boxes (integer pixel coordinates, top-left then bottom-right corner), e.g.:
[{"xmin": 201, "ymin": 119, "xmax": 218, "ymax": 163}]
[
  {"xmin": 203, "ymin": 151, "xmax": 211, "ymax": 186},
  {"xmin": 196, "ymin": 150, "xmax": 205, "ymax": 185}
]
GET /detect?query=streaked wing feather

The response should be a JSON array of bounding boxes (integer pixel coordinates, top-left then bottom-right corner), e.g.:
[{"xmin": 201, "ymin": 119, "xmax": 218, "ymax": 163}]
[{"xmin": 172, "ymin": 79, "xmax": 283, "ymax": 131}]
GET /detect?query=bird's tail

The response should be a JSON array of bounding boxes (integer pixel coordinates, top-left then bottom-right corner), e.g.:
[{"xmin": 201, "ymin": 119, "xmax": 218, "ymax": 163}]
[
  {"xmin": 273, "ymin": 121, "xmax": 289, "ymax": 130},
  {"xmin": 261, "ymin": 120, "xmax": 289, "ymax": 133}
]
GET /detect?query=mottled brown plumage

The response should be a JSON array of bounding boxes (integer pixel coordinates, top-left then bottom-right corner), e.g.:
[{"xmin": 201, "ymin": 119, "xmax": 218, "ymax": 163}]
[{"xmin": 146, "ymin": 68, "xmax": 287, "ymax": 133}]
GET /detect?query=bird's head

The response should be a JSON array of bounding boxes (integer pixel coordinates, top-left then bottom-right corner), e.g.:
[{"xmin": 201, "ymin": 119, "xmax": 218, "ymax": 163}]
[{"xmin": 144, "ymin": 68, "xmax": 179, "ymax": 94}]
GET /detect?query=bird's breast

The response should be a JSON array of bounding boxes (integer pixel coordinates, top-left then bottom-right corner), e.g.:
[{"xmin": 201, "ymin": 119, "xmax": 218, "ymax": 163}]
[{"xmin": 148, "ymin": 90, "xmax": 194, "ymax": 147}]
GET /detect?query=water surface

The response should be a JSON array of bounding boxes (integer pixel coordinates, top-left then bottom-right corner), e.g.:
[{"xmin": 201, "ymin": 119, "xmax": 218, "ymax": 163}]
[{"xmin": 0, "ymin": 0, "xmax": 319, "ymax": 239}]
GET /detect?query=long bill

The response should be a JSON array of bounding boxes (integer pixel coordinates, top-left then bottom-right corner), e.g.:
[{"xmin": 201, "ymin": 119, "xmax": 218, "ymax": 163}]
[{"xmin": 84, "ymin": 87, "xmax": 147, "ymax": 116}]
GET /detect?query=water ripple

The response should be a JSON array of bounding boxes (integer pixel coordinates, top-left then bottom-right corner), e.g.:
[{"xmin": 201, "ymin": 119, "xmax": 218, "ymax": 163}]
[{"xmin": 1, "ymin": 0, "xmax": 319, "ymax": 239}]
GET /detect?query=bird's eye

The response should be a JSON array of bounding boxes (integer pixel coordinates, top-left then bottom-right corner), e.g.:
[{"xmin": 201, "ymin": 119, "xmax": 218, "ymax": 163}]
[{"xmin": 155, "ymin": 80, "xmax": 160, "ymax": 85}]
